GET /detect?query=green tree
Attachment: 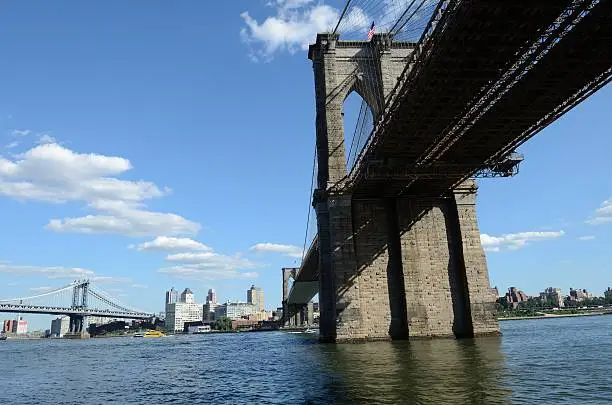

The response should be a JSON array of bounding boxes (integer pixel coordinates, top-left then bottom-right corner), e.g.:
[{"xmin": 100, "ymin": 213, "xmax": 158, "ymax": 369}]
[{"xmin": 214, "ymin": 316, "xmax": 232, "ymax": 331}]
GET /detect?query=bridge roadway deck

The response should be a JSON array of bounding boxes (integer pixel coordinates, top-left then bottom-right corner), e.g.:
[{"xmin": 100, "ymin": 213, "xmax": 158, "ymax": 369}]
[
  {"xmin": 349, "ymin": 0, "xmax": 611, "ymax": 198},
  {"xmin": 0, "ymin": 304, "xmax": 153, "ymax": 319}
]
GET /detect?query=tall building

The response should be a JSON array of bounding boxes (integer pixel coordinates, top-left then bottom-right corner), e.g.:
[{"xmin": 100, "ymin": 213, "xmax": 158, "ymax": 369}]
[
  {"xmin": 180, "ymin": 288, "xmax": 195, "ymax": 304},
  {"xmin": 50, "ymin": 317, "xmax": 70, "ymax": 337},
  {"xmin": 165, "ymin": 288, "xmax": 202, "ymax": 332},
  {"xmin": 247, "ymin": 285, "xmax": 265, "ymax": 312},
  {"xmin": 166, "ymin": 287, "xmax": 178, "ymax": 304},
  {"xmin": 207, "ymin": 289, "xmax": 217, "ymax": 305},
  {"xmin": 605, "ymin": 287, "xmax": 612, "ymax": 299},
  {"xmin": 203, "ymin": 288, "xmax": 219, "ymax": 321}
]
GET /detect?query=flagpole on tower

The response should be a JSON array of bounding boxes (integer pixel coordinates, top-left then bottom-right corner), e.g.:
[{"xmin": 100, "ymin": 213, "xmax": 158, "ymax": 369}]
[{"xmin": 367, "ymin": 21, "xmax": 376, "ymax": 41}]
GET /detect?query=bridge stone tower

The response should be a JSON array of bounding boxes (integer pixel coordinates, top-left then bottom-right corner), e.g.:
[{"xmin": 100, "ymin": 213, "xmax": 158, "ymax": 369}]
[
  {"xmin": 309, "ymin": 33, "xmax": 499, "ymax": 342},
  {"xmin": 66, "ymin": 280, "xmax": 90, "ymax": 339}
]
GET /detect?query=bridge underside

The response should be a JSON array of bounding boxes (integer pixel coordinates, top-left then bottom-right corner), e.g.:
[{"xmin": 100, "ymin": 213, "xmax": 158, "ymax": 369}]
[{"xmin": 298, "ymin": 0, "xmax": 611, "ymax": 343}]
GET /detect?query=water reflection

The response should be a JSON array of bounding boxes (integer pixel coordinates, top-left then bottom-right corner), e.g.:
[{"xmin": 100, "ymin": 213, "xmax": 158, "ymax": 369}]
[{"xmin": 318, "ymin": 337, "xmax": 510, "ymax": 404}]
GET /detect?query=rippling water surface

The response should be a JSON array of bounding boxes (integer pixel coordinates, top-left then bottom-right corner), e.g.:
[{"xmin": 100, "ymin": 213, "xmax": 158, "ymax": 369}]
[{"xmin": 1, "ymin": 315, "xmax": 611, "ymax": 404}]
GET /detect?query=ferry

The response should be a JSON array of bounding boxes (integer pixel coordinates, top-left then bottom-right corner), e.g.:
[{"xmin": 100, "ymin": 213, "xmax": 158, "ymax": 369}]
[
  {"xmin": 133, "ymin": 332, "xmax": 144, "ymax": 338},
  {"xmin": 143, "ymin": 330, "xmax": 166, "ymax": 338}
]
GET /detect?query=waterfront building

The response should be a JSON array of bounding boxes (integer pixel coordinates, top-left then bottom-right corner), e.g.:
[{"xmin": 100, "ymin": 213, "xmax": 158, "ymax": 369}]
[
  {"xmin": 3, "ymin": 317, "xmax": 27, "ymax": 334},
  {"xmin": 50, "ymin": 316, "xmax": 70, "ymax": 337},
  {"xmin": 215, "ymin": 301, "xmax": 256, "ymax": 320},
  {"xmin": 540, "ymin": 287, "xmax": 565, "ymax": 307},
  {"xmin": 247, "ymin": 285, "xmax": 265, "ymax": 312},
  {"xmin": 165, "ymin": 288, "xmax": 202, "ymax": 332},
  {"xmin": 605, "ymin": 287, "xmax": 612, "ymax": 299},
  {"xmin": 2, "ymin": 319, "xmax": 14, "ymax": 333},
  {"xmin": 165, "ymin": 287, "xmax": 179, "ymax": 304},
  {"xmin": 568, "ymin": 288, "xmax": 592, "ymax": 302},
  {"xmin": 203, "ymin": 302, "xmax": 220, "ymax": 322},
  {"xmin": 505, "ymin": 287, "xmax": 529, "ymax": 308}
]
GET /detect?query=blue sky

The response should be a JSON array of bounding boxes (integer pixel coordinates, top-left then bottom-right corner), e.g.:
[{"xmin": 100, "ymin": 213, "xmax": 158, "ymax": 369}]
[{"xmin": 0, "ymin": 1, "xmax": 610, "ymax": 330}]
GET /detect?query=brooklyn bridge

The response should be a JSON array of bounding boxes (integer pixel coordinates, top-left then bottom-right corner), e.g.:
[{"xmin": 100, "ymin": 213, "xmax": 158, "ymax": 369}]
[{"xmin": 282, "ymin": 0, "xmax": 612, "ymax": 342}]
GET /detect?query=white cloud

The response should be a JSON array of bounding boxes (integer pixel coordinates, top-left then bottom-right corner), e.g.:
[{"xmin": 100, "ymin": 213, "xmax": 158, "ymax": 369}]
[
  {"xmin": 29, "ymin": 286, "xmax": 53, "ymax": 292},
  {"xmin": 0, "ymin": 142, "xmax": 200, "ymax": 237},
  {"xmin": 48, "ymin": 200, "xmax": 200, "ymax": 237},
  {"xmin": 480, "ymin": 231, "xmax": 565, "ymax": 252},
  {"xmin": 11, "ymin": 129, "xmax": 30, "ymax": 137},
  {"xmin": 131, "ymin": 283, "xmax": 148, "ymax": 289},
  {"xmin": 90, "ymin": 275, "xmax": 132, "ymax": 284},
  {"xmin": 5, "ymin": 141, "xmax": 19, "ymax": 149},
  {"xmin": 38, "ymin": 134, "xmax": 56, "ymax": 144},
  {"xmin": 159, "ymin": 249, "xmax": 259, "ymax": 281},
  {"xmin": 0, "ymin": 263, "xmax": 95, "ymax": 279},
  {"xmin": 131, "ymin": 236, "xmax": 211, "ymax": 252},
  {"xmin": 587, "ymin": 199, "xmax": 612, "ymax": 225},
  {"xmin": 577, "ymin": 235, "xmax": 596, "ymax": 241},
  {"xmin": 240, "ymin": 3, "xmax": 340, "ymax": 60},
  {"xmin": 249, "ymin": 242, "xmax": 303, "ymax": 258}
]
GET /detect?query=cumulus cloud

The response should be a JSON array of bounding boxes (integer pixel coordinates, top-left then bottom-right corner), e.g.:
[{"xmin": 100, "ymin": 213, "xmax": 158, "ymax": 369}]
[
  {"xmin": 240, "ymin": 2, "xmax": 341, "ymax": 60},
  {"xmin": 577, "ymin": 235, "xmax": 596, "ymax": 241},
  {"xmin": 0, "ymin": 142, "xmax": 200, "ymax": 236},
  {"xmin": 159, "ymin": 249, "xmax": 259, "ymax": 281},
  {"xmin": 480, "ymin": 231, "xmax": 565, "ymax": 252},
  {"xmin": 48, "ymin": 200, "xmax": 200, "ymax": 237},
  {"xmin": 586, "ymin": 198, "xmax": 612, "ymax": 225},
  {"xmin": 131, "ymin": 236, "xmax": 212, "ymax": 252},
  {"xmin": 249, "ymin": 242, "xmax": 303, "ymax": 258}
]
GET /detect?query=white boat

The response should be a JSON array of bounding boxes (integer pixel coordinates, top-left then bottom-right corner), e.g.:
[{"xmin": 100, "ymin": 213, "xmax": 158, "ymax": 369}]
[{"xmin": 304, "ymin": 328, "xmax": 319, "ymax": 334}]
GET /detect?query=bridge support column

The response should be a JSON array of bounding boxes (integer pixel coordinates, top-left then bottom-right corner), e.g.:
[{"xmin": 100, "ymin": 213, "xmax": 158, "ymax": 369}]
[
  {"xmin": 453, "ymin": 181, "xmax": 499, "ymax": 336},
  {"xmin": 398, "ymin": 180, "xmax": 499, "ymax": 338},
  {"xmin": 65, "ymin": 315, "xmax": 89, "ymax": 339},
  {"xmin": 317, "ymin": 193, "xmax": 366, "ymax": 342}
]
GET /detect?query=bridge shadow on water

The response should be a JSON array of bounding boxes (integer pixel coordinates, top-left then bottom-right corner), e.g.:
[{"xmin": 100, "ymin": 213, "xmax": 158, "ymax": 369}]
[{"xmin": 309, "ymin": 337, "xmax": 510, "ymax": 405}]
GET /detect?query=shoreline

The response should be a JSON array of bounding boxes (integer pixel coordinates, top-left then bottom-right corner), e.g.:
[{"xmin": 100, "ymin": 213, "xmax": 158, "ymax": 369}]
[{"xmin": 498, "ymin": 311, "xmax": 610, "ymax": 321}]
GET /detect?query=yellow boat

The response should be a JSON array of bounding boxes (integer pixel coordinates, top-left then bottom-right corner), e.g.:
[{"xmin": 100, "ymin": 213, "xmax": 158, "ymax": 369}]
[{"xmin": 143, "ymin": 330, "xmax": 166, "ymax": 338}]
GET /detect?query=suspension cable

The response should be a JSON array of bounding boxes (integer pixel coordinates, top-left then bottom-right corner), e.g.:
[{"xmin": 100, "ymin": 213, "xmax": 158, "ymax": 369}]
[{"xmin": 301, "ymin": 145, "xmax": 317, "ymax": 264}]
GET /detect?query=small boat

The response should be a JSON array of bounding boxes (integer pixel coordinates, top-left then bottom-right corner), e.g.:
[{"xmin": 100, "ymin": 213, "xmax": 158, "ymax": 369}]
[
  {"xmin": 133, "ymin": 332, "xmax": 144, "ymax": 338},
  {"xmin": 143, "ymin": 330, "xmax": 166, "ymax": 338},
  {"xmin": 0, "ymin": 335, "xmax": 7, "ymax": 341},
  {"xmin": 304, "ymin": 328, "xmax": 319, "ymax": 334}
]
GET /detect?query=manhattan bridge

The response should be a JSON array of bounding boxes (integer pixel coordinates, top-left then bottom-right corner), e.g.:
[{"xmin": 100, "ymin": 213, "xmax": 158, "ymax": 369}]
[{"xmin": 0, "ymin": 280, "xmax": 154, "ymax": 336}]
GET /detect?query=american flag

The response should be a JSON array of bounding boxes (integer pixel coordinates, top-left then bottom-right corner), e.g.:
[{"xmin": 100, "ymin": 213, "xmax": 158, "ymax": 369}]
[{"xmin": 367, "ymin": 21, "xmax": 375, "ymax": 41}]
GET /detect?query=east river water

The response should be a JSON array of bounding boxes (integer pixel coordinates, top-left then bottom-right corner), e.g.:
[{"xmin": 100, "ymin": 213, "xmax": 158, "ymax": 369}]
[{"xmin": 1, "ymin": 315, "xmax": 611, "ymax": 404}]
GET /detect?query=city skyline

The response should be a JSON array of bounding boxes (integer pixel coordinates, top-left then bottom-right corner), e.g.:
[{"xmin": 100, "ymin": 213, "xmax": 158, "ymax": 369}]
[{"xmin": 0, "ymin": 1, "xmax": 611, "ymax": 332}]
